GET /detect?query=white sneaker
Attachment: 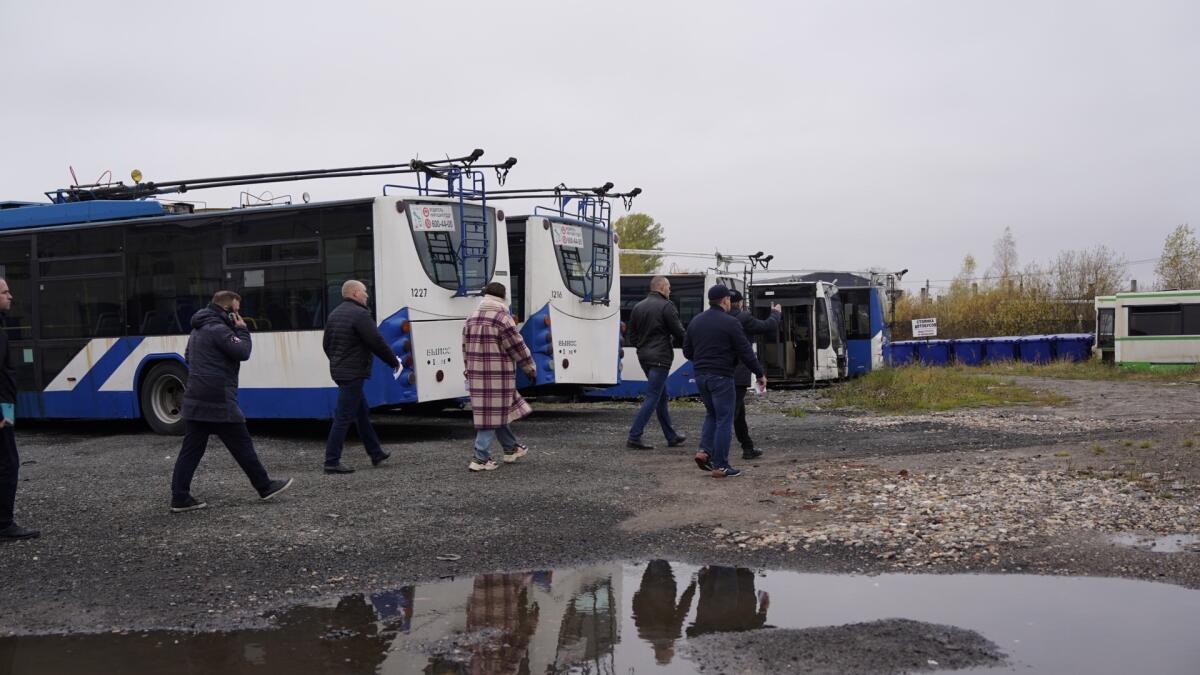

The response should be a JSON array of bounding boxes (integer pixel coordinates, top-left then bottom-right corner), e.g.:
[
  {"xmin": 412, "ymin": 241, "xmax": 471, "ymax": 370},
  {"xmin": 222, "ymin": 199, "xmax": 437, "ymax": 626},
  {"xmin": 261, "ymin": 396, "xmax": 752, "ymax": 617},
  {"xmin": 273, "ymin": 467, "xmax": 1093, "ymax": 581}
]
[
  {"xmin": 502, "ymin": 445, "xmax": 528, "ymax": 463},
  {"xmin": 469, "ymin": 459, "xmax": 500, "ymax": 472}
]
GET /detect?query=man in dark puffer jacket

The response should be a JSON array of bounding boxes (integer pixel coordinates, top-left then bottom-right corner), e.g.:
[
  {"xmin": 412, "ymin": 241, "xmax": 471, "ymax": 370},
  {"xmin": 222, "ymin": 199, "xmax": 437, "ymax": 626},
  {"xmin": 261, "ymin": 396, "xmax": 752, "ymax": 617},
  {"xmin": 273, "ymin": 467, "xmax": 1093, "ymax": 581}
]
[
  {"xmin": 322, "ymin": 280, "xmax": 401, "ymax": 474},
  {"xmin": 169, "ymin": 291, "xmax": 293, "ymax": 512}
]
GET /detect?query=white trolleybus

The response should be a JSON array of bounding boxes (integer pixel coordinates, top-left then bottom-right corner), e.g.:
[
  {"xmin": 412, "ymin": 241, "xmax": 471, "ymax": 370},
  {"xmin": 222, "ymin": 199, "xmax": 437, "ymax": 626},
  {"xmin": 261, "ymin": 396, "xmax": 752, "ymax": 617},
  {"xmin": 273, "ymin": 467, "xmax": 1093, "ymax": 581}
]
[
  {"xmin": 750, "ymin": 277, "xmax": 847, "ymax": 385},
  {"xmin": 494, "ymin": 184, "xmax": 639, "ymax": 394},
  {"xmin": 1103, "ymin": 289, "xmax": 1200, "ymax": 370},
  {"xmin": 0, "ymin": 150, "xmax": 518, "ymax": 433}
]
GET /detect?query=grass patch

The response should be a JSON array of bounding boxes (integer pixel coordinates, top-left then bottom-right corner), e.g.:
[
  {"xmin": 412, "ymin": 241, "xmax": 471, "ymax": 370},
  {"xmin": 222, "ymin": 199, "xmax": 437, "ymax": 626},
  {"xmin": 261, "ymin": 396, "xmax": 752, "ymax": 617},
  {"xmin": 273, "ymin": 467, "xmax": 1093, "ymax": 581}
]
[
  {"xmin": 967, "ymin": 359, "xmax": 1200, "ymax": 382},
  {"xmin": 785, "ymin": 408, "xmax": 808, "ymax": 418},
  {"xmin": 1091, "ymin": 444, "xmax": 1105, "ymax": 455},
  {"xmin": 1139, "ymin": 440, "xmax": 1153, "ymax": 449},
  {"xmin": 1185, "ymin": 439, "xmax": 1196, "ymax": 448},
  {"xmin": 827, "ymin": 366, "xmax": 1066, "ymax": 413}
]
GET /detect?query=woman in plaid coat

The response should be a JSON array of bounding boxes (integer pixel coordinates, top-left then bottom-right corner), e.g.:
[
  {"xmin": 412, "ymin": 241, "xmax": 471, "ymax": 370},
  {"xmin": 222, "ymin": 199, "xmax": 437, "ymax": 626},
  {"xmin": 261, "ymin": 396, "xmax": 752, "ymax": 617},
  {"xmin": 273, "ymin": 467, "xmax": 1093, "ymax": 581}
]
[{"xmin": 462, "ymin": 282, "xmax": 537, "ymax": 472}]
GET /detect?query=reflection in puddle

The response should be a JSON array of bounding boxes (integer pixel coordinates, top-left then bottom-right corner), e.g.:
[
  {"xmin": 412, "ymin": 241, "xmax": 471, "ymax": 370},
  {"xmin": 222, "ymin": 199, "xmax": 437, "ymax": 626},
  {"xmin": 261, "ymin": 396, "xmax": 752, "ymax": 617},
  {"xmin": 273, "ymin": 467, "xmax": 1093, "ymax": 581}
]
[
  {"xmin": 2, "ymin": 562, "xmax": 1199, "ymax": 674},
  {"xmin": 1108, "ymin": 532, "xmax": 1200, "ymax": 553}
]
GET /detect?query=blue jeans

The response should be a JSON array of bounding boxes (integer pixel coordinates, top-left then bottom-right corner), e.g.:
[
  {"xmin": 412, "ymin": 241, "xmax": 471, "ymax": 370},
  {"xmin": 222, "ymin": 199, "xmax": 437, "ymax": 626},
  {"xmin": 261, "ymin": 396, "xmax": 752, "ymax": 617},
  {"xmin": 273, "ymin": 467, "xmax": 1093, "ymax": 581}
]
[
  {"xmin": 628, "ymin": 366, "xmax": 681, "ymax": 443},
  {"xmin": 696, "ymin": 373, "xmax": 736, "ymax": 470},
  {"xmin": 474, "ymin": 425, "xmax": 519, "ymax": 462},
  {"xmin": 325, "ymin": 379, "xmax": 385, "ymax": 466}
]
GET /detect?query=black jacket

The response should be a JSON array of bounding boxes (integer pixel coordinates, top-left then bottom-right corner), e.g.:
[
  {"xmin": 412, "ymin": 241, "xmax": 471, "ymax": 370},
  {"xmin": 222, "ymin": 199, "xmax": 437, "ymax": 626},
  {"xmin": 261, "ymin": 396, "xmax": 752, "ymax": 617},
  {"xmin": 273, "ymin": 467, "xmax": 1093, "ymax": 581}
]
[
  {"xmin": 323, "ymin": 299, "xmax": 399, "ymax": 382},
  {"xmin": 731, "ymin": 307, "xmax": 780, "ymax": 386},
  {"xmin": 627, "ymin": 291, "xmax": 686, "ymax": 370},
  {"xmin": 182, "ymin": 305, "xmax": 252, "ymax": 424},
  {"xmin": 683, "ymin": 307, "xmax": 763, "ymax": 379},
  {"xmin": 0, "ymin": 313, "xmax": 15, "ymax": 407}
]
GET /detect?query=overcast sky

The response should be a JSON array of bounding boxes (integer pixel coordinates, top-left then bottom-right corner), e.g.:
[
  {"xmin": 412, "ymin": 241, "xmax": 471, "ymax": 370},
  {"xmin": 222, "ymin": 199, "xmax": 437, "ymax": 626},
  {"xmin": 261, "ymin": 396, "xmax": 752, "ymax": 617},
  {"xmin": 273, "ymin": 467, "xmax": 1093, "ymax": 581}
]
[{"xmin": 2, "ymin": 1, "xmax": 1197, "ymax": 292}]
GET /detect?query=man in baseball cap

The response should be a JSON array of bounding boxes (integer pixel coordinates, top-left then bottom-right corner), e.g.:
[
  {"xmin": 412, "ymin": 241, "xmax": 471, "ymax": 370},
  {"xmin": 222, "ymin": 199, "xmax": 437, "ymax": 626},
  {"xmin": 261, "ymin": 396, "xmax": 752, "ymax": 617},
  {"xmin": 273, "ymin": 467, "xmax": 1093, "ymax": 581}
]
[{"xmin": 726, "ymin": 289, "xmax": 781, "ymax": 459}]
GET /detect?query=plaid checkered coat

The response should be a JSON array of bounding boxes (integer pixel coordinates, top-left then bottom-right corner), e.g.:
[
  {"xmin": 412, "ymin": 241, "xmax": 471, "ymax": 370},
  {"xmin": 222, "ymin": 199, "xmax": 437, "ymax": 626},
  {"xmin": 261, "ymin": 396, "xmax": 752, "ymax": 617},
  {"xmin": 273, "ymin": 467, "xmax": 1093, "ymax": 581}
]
[{"xmin": 463, "ymin": 295, "xmax": 535, "ymax": 429}]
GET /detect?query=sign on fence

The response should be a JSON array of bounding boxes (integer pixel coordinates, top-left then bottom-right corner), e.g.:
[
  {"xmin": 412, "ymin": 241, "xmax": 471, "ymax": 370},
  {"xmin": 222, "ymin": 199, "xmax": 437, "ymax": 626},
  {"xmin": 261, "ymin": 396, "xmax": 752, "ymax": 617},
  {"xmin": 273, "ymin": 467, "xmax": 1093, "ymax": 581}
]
[{"xmin": 912, "ymin": 318, "xmax": 938, "ymax": 338}]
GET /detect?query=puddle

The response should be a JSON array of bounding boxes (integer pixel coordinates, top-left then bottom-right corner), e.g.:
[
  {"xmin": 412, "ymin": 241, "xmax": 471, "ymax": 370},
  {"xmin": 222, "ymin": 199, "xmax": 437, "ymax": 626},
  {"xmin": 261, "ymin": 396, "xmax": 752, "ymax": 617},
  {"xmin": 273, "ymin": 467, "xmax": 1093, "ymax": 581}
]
[
  {"xmin": 2, "ymin": 562, "xmax": 1199, "ymax": 674},
  {"xmin": 1108, "ymin": 532, "xmax": 1200, "ymax": 553}
]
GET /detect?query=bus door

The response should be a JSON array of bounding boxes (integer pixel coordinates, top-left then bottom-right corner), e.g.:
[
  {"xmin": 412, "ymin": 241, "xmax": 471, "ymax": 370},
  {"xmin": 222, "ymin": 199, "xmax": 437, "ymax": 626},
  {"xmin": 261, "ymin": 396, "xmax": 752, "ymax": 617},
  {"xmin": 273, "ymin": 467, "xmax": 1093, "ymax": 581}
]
[
  {"xmin": 756, "ymin": 294, "xmax": 815, "ymax": 383},
  {"xmin": 818, "ymin": 289, "xmax": 846, "ymax": 380}
]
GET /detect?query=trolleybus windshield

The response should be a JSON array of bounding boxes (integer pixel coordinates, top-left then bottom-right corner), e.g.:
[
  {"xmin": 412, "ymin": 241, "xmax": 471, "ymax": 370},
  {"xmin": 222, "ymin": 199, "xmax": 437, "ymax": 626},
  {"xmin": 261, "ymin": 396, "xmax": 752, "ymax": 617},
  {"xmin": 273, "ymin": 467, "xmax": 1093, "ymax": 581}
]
[
  {"xmin": 549, "ymin": 220, "xmax": 612, "ymax": 300},
  {"xmin": 406, "ymin": 201, "xmax": 497, "ymax": 292}
]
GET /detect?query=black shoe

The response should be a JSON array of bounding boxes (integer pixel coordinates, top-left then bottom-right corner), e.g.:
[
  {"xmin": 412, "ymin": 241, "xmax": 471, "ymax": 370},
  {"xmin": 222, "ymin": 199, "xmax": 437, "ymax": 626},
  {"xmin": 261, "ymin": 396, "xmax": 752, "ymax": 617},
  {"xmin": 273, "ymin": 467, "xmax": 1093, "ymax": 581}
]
[
  {"xmin": 742, "ymin": 448, "xmax": 764, "ymax": 460},
  {"xmin": 694, "ymin": 451, "xmax": 713, "ymax": 472},
  {"xmin": 667, "ymin": 436, "xmax": 688, "ymax": 447},
  {"xmin": 260, "ymin": 478, "xmax": 294, "ymax": 501},
  {"xmin": 324, "ymin": 463, "xmax": 355, "ymax": 474},
  {"xmin": 169, "ymin": 495, "xmax": 208, "ymax": 513},
  {"xmin": 371, "ymin": 451, "xmax": 391, "ymax": 467},
  {"xmin": 626, "ymin": 440, "xmax": 655, "ymax": 450},
  {"xmin": 0, "ymin": 523, "xmax": 40, "ymax": 540}
]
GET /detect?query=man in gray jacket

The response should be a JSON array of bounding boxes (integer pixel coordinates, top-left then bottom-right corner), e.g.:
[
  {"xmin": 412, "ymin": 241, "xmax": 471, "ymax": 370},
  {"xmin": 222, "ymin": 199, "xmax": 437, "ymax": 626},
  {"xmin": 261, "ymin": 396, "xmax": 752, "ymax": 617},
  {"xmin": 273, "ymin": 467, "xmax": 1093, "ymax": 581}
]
[
  {"xmin": 728, "ymin": 290, "xmax": 781, "ymax": 459},
  {"xmin": 169, "ymin": 291, "xmax": 293, "ymax": 512},
  {"xmin": 322, "ymin": 280, "xmax": 401, "ymax": 474}
]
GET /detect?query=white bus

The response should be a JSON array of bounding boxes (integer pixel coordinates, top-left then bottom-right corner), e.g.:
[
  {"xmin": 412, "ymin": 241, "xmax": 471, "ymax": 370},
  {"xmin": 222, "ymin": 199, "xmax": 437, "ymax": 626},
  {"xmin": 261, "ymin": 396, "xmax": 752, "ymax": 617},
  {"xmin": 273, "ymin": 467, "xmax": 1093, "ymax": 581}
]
[
  {"xmin": 749, "ymin": 279, "xmax": 846, "ymax": 384},
  {"xmin": 505, "ymin": 210, "xmax": 622, "ymax": 392},
  {"xmin": 1094, "ymin": 295, "xmax": 1115, "ymax": 362},
  {"xmin": 0, "ymin": 156, "xmax": 512, "ymax": 433},
  {"xmin": 1109, "ymin": 290, "xmax": 1200, "ymax": 369}
]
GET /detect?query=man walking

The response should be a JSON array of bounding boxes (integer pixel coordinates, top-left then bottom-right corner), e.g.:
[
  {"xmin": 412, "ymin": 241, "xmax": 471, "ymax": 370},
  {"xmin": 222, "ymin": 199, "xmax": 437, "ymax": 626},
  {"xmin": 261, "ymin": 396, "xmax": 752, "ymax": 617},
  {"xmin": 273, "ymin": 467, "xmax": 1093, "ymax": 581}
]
[
  {"xmin": 170, "ymin": 291, "xmax": 292, "ymax": 512},
  {"xmin": 462, "ymin": 282, "xmax": 536, "ymax": 472},
  {"xmin": 322, "ymin": 280, "xmax": 401, "ymax": 474},
  {"xmin": 728, "ymin": 289, "xmax": 781, "ymax": 460},
  {"xmin": 625, "ymin": 276, "xmax": 687, "ymax": 450},
  {"xmin": 0, "ymin": 279, "xmax": 38, "ymax": 540},
  {"xmin": 683, "ymin": 285, "xmax": 765, "ymax": 478}
]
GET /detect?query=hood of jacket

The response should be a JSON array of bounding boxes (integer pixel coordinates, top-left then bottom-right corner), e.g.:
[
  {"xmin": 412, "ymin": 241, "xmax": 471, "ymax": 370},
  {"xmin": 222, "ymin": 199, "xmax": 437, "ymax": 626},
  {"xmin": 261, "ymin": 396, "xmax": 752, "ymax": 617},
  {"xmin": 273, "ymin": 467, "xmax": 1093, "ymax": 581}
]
[{"xmin": 191, "ymin": 304, "xmax": 231, "ymax": 330}]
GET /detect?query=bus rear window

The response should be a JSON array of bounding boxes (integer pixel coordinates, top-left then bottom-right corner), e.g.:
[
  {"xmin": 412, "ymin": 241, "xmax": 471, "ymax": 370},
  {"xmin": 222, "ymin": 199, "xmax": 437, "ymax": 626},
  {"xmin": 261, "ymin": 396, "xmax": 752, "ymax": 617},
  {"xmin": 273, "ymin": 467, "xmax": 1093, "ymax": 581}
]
[
  {"xmin": 407, "ymin": 202, "xmax": 497, "ymax": 292},
  {"xmin": 549, "ymin": 220, "xmax": 612, "ymax": 300}
]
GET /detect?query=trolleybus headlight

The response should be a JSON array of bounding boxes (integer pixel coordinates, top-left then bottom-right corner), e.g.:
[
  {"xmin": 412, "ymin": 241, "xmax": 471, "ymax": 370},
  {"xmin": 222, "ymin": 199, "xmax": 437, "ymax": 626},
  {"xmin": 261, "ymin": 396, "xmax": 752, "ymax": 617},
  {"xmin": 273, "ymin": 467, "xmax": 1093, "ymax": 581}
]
[
  {"xmin": 403, "ymin": 355, "xmax": 413, "ymax": 368},
  {"xmin": 408, "ymin": 372, "xmax": 417, "ymax": 385},
  {"xmin": 497, "ymin": 210, "xmax": 505, "ymax": 221},
  {"xmin": 562, "ymin": 358, "xmax": 569, "ymax": 370},
  {"xmin": 435, "ymin": 370, "xmax": 444, "ymax": 383},
  {"xmin": 401, "ymin": 320, "xmax": 411, "ymax": 333},
  {"xmin": 395, "ymin": 200, "xmax": 407, "ymax": 213},
  {"xmin": 543, "ymin": 315, "xmax": 551, "ymax": 327}
]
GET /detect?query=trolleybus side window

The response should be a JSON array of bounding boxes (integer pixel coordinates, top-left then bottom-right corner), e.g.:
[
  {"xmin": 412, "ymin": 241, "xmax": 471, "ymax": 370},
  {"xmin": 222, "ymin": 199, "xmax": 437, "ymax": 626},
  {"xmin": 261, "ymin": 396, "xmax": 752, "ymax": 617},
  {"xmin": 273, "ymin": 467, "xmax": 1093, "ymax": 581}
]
[
  {"xmin": 1127, "ymin": 304, "xmax": 1188, "ymax": 336},
  {"xmin": 321, "ymin": 203, "xmax": 376, "ymax": 317},
  {"xmin": 619, "ymin": 277, "xmax": 652, "ymax": 324},
  {"xmin": 550, "ymin": 221, "xmax": 612, "ymax": 300},
  {"xmin": 127, "ymin": 221, "xmax": 223, "ymax": 335},
  {"xmin": 841, "ymin": 288, "xmax": 872, "ymax": 340},
  {"xmin": 225, "ymin": 211, "xmax": 324, "ymax": 332},
  {"xmin": 36, "ymin": 226, "xmax": 125, "ymax": 339},
  {"xmin": 666, "ymin": 275, "xmax": 705, "ymax": 327},
  {"xmin": 0, "ymin": 239, "xmax": 33, "ymax": 341},
  {"xmin": 407, "ymin": 202, "xmax": 497, "ymax": 293}
]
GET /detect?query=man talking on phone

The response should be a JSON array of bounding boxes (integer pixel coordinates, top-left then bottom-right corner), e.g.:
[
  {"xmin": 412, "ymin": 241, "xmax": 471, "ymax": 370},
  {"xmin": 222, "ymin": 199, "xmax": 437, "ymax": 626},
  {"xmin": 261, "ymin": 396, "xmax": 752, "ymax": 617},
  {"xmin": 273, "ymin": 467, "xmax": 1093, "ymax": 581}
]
[{"xmin": 169, "ymin": 291, "xmax": 293, "ymax": 512}]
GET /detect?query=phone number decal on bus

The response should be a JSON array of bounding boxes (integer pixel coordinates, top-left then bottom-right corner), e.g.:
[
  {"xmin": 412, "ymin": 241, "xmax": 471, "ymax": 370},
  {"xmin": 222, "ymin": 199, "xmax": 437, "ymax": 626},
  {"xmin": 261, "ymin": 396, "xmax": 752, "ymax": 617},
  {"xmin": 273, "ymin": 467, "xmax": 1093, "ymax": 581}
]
[
  {"xmin": 551, "ymin": 223, "xmax": 584, "ymax": 249},
  {"xmin": 409, "ymin": 204, "xmax": 456, "ymax": 232}
]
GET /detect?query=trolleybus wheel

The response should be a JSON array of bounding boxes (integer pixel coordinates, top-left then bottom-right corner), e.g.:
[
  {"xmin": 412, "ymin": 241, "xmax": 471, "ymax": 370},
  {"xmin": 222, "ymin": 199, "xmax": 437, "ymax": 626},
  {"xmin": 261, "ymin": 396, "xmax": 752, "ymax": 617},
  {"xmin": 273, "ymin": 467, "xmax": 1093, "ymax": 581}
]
[{"xmin": 140, "ymin": 361, "xmax": 187, "ymax": 435}]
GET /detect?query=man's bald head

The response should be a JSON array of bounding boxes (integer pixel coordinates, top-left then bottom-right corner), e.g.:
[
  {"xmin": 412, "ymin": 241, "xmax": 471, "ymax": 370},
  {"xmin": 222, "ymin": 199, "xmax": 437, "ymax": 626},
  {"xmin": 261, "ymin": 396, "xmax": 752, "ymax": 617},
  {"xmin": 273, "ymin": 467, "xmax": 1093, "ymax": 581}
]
[
  {"xmin": 650, "ymin": 275, "xmax": 671, "ymax": 298},
  {"xmin": 342, "ymin": 280, "xmax": 369, "ymax": 305}
]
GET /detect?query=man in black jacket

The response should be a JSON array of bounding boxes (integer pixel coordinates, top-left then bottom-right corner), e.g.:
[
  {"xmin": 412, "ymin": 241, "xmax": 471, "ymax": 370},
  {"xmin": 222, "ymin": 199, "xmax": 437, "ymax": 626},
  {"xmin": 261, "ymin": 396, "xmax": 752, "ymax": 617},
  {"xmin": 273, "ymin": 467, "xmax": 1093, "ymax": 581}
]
[
  {"xmin": 683, "ymin": 285, "xmax": 764, "ymax": 478},
  {"xmin": 322, "ymin": 280, "xmax": 401, "ymax": 473},
  {"xmin": 170, "ymin": 291, "xmax": 292, "ymax": 512},
  {"xmin": 728, "ymin": 290, "xmax": 781, "ymax": 460},
  {"xmin": 625, "ymin": 276, "xmax": 687, "ymax": 450},
  {"xmin": 0, "ymin": 279, "xmax": 38, "ymax": 540}
]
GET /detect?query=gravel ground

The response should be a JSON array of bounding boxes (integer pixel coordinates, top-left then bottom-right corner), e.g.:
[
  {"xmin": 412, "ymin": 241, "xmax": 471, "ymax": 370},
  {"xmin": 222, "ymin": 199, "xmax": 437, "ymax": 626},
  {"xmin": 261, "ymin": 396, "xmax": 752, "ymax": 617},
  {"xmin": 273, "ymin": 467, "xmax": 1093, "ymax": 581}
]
[
  {"xmin": 682, "ymin": 619, "xmax": 1006, "ymax": 674},
  {"xmin": 1, "ymin": 376, "xmax": 1199, "ymax": 642}
]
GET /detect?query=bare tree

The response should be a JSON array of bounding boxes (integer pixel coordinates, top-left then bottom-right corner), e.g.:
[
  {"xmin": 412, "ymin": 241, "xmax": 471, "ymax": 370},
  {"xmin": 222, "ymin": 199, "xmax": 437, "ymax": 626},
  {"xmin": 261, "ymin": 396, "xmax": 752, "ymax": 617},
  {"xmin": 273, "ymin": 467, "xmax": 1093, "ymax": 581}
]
[
  {"xmin": 1154, "ymin": 224, "xmax": 1200, "ymax": 290},
  {"xmin": 1052, "ymin": 245, "xmax": 1128, "ymax": 300},
  {"xmin": 987, "ymin": 227, "xmax": 1019, "ymax": 286}
]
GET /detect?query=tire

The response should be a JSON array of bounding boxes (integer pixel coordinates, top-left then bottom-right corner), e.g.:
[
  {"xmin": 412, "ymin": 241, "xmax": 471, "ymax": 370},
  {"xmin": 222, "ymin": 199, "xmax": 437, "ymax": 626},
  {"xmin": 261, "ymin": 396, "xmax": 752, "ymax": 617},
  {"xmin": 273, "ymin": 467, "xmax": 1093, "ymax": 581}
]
[{"xmin": 140, "ymin": 361, "xmax": 188, "ymax": 435}]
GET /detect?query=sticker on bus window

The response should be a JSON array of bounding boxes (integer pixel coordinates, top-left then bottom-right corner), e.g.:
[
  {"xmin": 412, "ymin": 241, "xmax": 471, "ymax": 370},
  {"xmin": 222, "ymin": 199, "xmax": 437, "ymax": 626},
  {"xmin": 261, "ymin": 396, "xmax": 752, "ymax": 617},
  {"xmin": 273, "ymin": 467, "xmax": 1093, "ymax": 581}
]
[
  {"xmin": 551, "ymin": 223, "xmax": 584, "ymax": 249},
  {"xmin": 409, "ymin": 204, "xmax": 456, "ymax": 232},
  {"xmin": 244, "ymin": 269, "xmax": 265, "ymax": 288}
]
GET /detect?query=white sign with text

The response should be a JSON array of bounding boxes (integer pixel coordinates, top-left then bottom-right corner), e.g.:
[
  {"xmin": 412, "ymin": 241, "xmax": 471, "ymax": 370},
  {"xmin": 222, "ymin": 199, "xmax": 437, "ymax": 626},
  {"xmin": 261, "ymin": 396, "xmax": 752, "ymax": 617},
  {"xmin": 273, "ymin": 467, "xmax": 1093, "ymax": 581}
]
[
  {"xmin": 912, "ymin": 318, "xmax": 938, "ymax": 338},
  {"xmin": 410, "ymin": 204, "xmax": 456, "ymax": 232}
]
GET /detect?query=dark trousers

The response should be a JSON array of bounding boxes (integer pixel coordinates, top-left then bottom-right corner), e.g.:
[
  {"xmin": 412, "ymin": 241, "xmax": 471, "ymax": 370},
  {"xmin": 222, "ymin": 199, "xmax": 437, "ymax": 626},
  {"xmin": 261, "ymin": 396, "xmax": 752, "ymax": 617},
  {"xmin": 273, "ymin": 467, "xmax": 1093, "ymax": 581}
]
[
  {"xmin": 629, "ymin": 366, "xmax": 681, "ymax": 443},
  {"xmin": 734, "ymin": 386, "xmax": 755, "ymax": 451},
  {"xmin": 325, "ymin": 379, "xmax": 384, "ymax": 466},
  {"xmin": 0, "ymin": 426, "xmax": 18, "ymax": 528},
  {"xmin": 171, "ymin": 420, "xmax": 271, "ymax": 500},
  {"xmin": 696, "ymin": 373, "xmax": 736, "ymax": 470}
]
